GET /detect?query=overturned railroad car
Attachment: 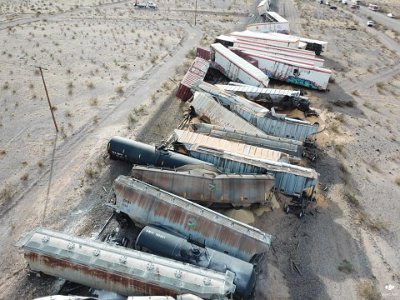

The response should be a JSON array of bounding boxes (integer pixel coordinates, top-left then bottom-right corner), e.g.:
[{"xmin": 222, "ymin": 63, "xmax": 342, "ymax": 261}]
[
  {"xmin": 17, "ymin": 228, "xmax": 236, "ymax": 299},
  {"xmin": 131, "ymin": 165, "xmax": 275, "ymax": 207},
  {"xmin": 107, "ymin": 136, "xmax": 210, "ymax": 168},
  {"xmin": 191, "ymin": 123, "xmax": 304, "ymax": 157},
  {"xmin": 136, "ymin": 226, "xmax": 256, "ymax": 299},
  {"xmin": 179, "ymin": 145, "xmax": 318, "ymax": 197},
  {"xmin": 107, "ymin": 176, "xmax": 272, "ymax": 263}
]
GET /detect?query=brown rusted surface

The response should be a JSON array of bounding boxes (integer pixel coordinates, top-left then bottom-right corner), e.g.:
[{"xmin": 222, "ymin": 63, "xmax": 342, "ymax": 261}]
[
  {"xmin": 111, "ymin": 176, "xmax": 271, "ymax": 262},
  {"xmin": 176, "ymin": 58, "xmax": 209, "ymax": 101},
  {"xmin": 25, "ymin": 252, "xmax": 178, "ymax": 296},
  {"xmin": 131, "ymin": 166, "xmax": 274, "ymax": 206},
  {"xmin": 196, "ymin": 47, "xmax": 210, "ymax": 60}
]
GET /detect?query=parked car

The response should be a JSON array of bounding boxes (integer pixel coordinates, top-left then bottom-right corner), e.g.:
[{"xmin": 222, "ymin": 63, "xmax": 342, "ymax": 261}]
[
  {"xmin": 330, "ymin": 5, "xmax": 338, "ymax": 9},
  {"xmin": 367, "ymin": 20, "xmax": 375, "ymax": 27}
]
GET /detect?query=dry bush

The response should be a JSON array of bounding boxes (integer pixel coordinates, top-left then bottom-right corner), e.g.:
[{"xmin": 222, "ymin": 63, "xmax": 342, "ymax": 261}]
[
  {"xmin": 90, "ymin": 97, "xmax": 98, "ymax": 106},
  {"xmin": 0, "ymin": 183, "xmax": 16, "ymax": 204},
  {"xmin": 115, "ymin": 86, "xmax": 124, "ymax": 95},
  {"xmin": 20, "ymin": 173, "xmax": 29, "ymax": 181},
  {"xmin": 338, "ymin": 259, "xmax": 354, "ymax": 274},
  {"xmin": 357, "ymin": 281, "xmax": 381, "ymax": 300}
]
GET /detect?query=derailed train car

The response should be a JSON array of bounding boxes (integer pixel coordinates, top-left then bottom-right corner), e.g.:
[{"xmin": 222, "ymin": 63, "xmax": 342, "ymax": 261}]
[
  {"xmin": 136, "ymin": 226, "xmax": 256, "ymax": 299},
  {"xmin": 107, "ymin": 176, "xmax": 272, "ymax": 263},
  {"xmin": 178, "ymin": 145, "xmax": 318, "ymax": 197},
  {"xmin": 107, "ymin": 136, "xmax": 211, "ymax": 168},
  {"xmin": 191, "ymin": 123, "xmax": 304, "ymax": 157},
  {"xmin": 17, "ymin": 228, "xmax": 236, "ymax": 299},
  {"xmin": 131, "ymin": 165, "xmax": 275, "ymax": 207}
]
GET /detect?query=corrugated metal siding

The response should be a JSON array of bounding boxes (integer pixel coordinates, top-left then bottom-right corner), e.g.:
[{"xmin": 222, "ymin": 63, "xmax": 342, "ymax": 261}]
[
  {"xmin": 190, "ymin": 92, "xmax": 265, "ymax": 136},
  {"xmin": 110, "ymin": 176, "xmax": 272, "ymax": 262},
  {"xmin": 185, "ymin": 146, "xmax": 318, "ymax": 196},
  {"xmin": 211, "ymin": 43, "xmax": 269, "ymax": 87},
  {"xmin": 230, "ymin": 104, "xmax": 319, "ymax": 141},
  {"xmin": 17, "ymin": 228, "xmax": 235, "ymax": 298},
  {"xmin": 131, "ymin": 166, "xmax": 275, "ymax": 205},
  {"xmin": 195, "ymin": 83, "xmax": 269, "ymax": 115},
  {"xmin": 191, "ymin": 123, "xmax": 303, "ymax": 157},
  {"xmin": 173, "ymin": 129, "xmax": 288, "ymax": 162},
  {"xmin": 176, "ymin": 58, "xmax": 210, "ymax": 101},
  {"xmin": 216, "ymin": 84, "xmax": 301, "ymax": 98}
]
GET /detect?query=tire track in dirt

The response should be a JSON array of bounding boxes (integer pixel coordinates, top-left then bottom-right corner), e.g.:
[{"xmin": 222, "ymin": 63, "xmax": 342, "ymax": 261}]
[
  {"xmin": 0, "ymin": 23, "xmax": 202, "ymax": 297},
  {"xmin": 0, "ymin": 0, "xmax": 131, "ymax": 30}
]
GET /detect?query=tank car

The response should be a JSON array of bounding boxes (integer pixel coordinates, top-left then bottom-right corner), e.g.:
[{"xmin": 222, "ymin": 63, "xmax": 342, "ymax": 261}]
[{"xmin": 136, "ymin": 226, "xmax": 256, "ymax": 299}]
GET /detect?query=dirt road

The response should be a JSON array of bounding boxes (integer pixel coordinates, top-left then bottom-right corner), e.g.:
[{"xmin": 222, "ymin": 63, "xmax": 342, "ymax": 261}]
[
  {"xmin": 359, "ymin": 6, "xmax": 400, "ymax": 32},
  {"xmin": 0, "ymin": 16, "xmax": 202, "ymax": 300}
]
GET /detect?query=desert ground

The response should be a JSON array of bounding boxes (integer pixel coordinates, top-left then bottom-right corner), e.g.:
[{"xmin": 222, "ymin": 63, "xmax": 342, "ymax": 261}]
[{"xmin": 0, "ymin": 0, "xmax": 400, "ymax": 299}]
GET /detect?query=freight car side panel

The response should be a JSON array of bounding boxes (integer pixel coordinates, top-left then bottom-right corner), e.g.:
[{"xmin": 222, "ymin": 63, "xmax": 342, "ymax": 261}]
[
  {"xmin": 131, "ymin": 166, "xmax": 275, "ymax": 205},
  {"xmin": 110, "ymin": 176, "xmax": 272, "ymax": 263}
]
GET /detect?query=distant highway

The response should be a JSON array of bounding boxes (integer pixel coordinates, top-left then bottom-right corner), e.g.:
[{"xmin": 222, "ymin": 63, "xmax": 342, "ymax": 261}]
[{"xmin": 358, "ymin": 6, "xmax": 400, "ymax": 33}]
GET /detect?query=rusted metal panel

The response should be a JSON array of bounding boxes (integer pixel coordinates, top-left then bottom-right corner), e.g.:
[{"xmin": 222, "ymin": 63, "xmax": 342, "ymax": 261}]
[
  {"xmin": 17, "ymin": 228, "xmax": 235, "ymax": 299},
  {"xmin": 191, "ymin": 123, "xmax": 303, "ymax": 157},
  {"xmin": 131, "ymin": 165, "xmax": 275, "ymax": 206},
  {"xmin": 190, "ymin": 92, "xmax": 265, "ymax": 136},
  {"xmin": 196, "ymin": 47, "xmax": 210, "ymax": 60},
  {"xmin": 183, "ymin": 145, "xmax": 318, "ymax": 197},
  {"xmin": 108, "ymin": 176, "xmax": 272, "ymax": 263},
  {"xmin": 176, "ymin": 58, "xmax": 210, "ymax": 101},
  {"xmin": 173, "ymin": 129, "xmax": 289, "ymax": 162}
]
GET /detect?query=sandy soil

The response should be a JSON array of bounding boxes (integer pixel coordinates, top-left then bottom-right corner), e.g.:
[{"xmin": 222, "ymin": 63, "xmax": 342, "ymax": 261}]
[
  {"xmin": 0, "ymin": 0, "xmax": 250, "ymax": 298},
  {"xmin": 1, "ymin": 0, "xmax": 400, "ymax": 299},
  {"xmin": 256, "ymin": 0, "xmax": 400, "ymax": 299}
]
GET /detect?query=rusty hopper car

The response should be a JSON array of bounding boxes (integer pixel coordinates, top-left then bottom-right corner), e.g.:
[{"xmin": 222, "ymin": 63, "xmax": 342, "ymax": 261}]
[
  {"xmin": 136, "ymin": 226, "xmax": 256, "ymax": 299},
  {"xmin": 131, "ymin": 165, "xmax": 275, "ymax": 206},
  {"xmin": 107, "ymin": 176, "xmax": 272, "ymax": 263},
  {"xmin": 107, "ymin": 136, "xmax": 211, "ymax": 169},
  {"xmin": 17, "ymin": 228, "xmax": 236, "ymax": 299}
]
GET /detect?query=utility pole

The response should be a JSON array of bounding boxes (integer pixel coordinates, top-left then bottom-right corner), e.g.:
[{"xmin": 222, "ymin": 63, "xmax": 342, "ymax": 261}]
[
  {"xmin": 37, "ymin": 66, "xmax": 59, "ymax": 132},
  {"xmin": 194, "ymin": 0, "xmax": 198, "ymax": 25}
]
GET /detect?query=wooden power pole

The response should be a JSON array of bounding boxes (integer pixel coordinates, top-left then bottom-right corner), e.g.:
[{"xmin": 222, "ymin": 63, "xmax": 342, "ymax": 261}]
[{"xmin": 37, "ymin": 66, "xmax": 59, "ymax": 132}]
